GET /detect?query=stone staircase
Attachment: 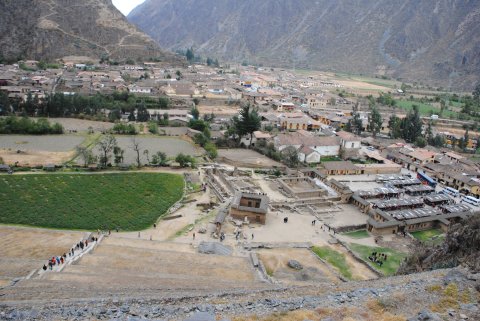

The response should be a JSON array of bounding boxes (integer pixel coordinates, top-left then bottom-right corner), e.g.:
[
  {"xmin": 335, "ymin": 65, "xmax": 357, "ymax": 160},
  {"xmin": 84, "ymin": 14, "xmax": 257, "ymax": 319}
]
[{"xmin": 0, "ymin": 236, "xmax": 269, "ymax": 302}]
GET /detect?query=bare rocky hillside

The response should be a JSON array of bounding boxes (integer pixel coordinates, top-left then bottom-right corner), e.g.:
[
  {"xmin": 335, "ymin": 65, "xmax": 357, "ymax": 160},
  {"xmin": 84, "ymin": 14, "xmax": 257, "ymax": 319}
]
[
  {"xmin": 0, "ymin": 0, "xmax": 179, "ymax": 62},
  {"xmin": 398, "ymin": 215, "xmax": 480, "ymax": 275},
  {"xmin": 128, "ymin": 0, "xmax": 480, "ymax": 90}
]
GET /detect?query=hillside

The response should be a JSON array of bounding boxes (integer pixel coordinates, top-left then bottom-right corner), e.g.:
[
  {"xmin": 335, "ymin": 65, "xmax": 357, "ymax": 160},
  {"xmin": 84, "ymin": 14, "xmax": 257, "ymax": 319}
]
[
  {"xmin": 0, "ymin": 0, "xmax": 178, "ymax": 63},
  {"xmin": 128, "ymin": 0, "xmax": 480, "ymax": 90},
  {"xmin": 398, "ymin": 215, "xmax": 480, "ymax": 275}
]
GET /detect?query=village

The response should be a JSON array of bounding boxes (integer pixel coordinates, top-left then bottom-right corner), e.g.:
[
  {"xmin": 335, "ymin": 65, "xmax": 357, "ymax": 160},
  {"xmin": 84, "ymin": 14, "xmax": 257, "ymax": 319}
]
[{"xmin": 0, "ymin": 56, "xmax": 480, "ymax": 320}]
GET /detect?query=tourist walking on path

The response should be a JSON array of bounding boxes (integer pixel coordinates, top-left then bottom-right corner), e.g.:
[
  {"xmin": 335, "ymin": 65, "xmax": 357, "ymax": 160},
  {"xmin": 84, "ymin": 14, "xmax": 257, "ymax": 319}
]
[{"xmin": 193, "ymin": 232, "xmax": 195, "ymax": 240}]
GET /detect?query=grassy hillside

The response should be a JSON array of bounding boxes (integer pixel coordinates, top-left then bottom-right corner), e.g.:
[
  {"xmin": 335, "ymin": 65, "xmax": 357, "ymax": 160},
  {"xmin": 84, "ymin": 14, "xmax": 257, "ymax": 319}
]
[{"xmin": 0, "ymin": 173, "xmax": 184, "ymax": 231}]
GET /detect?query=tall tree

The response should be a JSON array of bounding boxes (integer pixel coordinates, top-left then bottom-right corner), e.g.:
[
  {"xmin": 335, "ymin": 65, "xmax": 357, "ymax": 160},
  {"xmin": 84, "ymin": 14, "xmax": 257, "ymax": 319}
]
[
  {"xmin": 75, "ymin": 146, "xmax": 95, "ymax": 167},
  {"xmin": 282, "ymin": 146, "xmax": 300, "ymax": 168},
  {"xmin": 131, "ymin": 137, "xmax": 142, "ymax": 168},
  {"xmin": 426, "ymin": 121, "xmax": 434, "ymax": 145},
  {"xmin": 346, "ymin": 112, "xmax": 363, "ymax": 135},
  {"xmin": 186, "ymin": 47, "xmax": 194, "ymax": 62},
  {"xmin": 136, "ymin": 101, "xmax": 150, "ymax": 122},
  {"xmin": 97, "ymin": 135, "xmax": 117, "ymax": 167},
  {"xmin": 388, "ymin": 115, "xmax": 402, "ymax": 138},
  {"xmin": 368, "ymin": 107, "xmax": 382, "ymax": 138},
  {"xmin": 190, "ymin": 106, "xmax": 200, "ymax": 120},
  {"xmin": 232, "ymin": 104, "xmax": 261, "ymax": 147},
  {"xmin": 401, "ymin": 105, "xmax": 423, "ymax": 143},
  {"xmin": 113, "ymin": 146, "xmax": 124, "ymax": 165},
  {"xmin": 462, "ymin": 129, "xmax": 470, "ymax": 151}
]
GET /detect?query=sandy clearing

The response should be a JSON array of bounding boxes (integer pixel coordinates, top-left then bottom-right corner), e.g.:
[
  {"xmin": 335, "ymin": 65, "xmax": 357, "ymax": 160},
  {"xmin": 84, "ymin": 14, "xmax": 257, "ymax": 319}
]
[{"xmin": 0, "ymin": 150, "xmax": 75, "ymax": 166}]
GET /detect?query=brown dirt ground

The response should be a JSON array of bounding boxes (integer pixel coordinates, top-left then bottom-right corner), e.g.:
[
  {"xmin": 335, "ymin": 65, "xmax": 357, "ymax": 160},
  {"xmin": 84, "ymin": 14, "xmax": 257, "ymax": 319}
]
[
  {"xmin": 0, "ymin": 150, "xmax": 75, "ymax": 166},
  {"xmin": 257, "ymin": 248, "xmax": 340, "ymax": 286}
]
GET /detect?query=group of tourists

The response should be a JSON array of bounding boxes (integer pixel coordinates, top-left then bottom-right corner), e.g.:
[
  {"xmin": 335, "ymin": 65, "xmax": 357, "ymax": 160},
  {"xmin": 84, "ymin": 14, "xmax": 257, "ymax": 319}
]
[
  {"xmin": 368, "ymin": 251, "xmax": 388, "ymax": 266},
  {"xmin": 41, "ymin": 236, "xmax": 98, "ymax": 272}
]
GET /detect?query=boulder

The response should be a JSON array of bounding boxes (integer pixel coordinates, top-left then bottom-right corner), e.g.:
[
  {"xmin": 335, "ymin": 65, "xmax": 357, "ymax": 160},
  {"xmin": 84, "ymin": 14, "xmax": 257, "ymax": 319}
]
[{"xmin": 287, "ymin": 260, "xmax": 303, "ymax": 270}]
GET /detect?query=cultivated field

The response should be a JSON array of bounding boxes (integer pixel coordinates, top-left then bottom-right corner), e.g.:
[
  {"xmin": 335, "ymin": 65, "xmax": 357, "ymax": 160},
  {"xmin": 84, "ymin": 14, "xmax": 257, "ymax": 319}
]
[
  {"xmin": 0, "ymin": 173, "xmax": 184, "ymax": 231},
  {"xmin": 0, "ymin": 135, "xmax": 85, "ymax": 166},
  {"xmin": 113, "ymin": 136, "xmax": 200, "ymax": 165},
  {"xmin": 0, "ymin": 135, "xmax": 84, "ymax": 152}
]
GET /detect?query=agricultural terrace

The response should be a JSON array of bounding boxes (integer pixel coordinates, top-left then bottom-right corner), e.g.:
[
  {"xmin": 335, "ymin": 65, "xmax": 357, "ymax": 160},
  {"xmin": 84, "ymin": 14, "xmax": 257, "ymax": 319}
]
[{"xmin": 0, "ymin": 173, "xmax": 184, "ymax": 231}]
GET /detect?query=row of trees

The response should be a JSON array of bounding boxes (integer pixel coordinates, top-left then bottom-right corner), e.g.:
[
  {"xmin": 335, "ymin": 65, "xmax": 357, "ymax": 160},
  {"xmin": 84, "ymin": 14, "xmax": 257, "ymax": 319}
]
[
  {"xmin": 0, "ymin": 116, "xmax": 63, "ymax": 135},
  {"xmin": 76, "ymin": 135, "xmax": 191, "ymax": 169},
  {"xmin": 1, "ymin": 92, "xmax": 172, "ymax": 121}
]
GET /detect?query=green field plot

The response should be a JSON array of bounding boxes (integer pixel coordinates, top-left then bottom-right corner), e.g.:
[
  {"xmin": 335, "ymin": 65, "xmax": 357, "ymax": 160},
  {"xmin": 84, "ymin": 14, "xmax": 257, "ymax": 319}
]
[
  {"xmin": 342, "ymin": 230, "xmax": 370, "ymax": 239},
  {"xmin": 312, "ymin": 246, "xmax": 352, "ymax": 280},
  {"xmin": 411, "ymin": 229, "xmax": 444, "ymax": 244},
  {"xmin": 348, "ymin": 243, "xmax": 407, "ymax": 276},
  {"xmin": 0, "ymin": 173, "xmax": 184, "ymax": 231}
]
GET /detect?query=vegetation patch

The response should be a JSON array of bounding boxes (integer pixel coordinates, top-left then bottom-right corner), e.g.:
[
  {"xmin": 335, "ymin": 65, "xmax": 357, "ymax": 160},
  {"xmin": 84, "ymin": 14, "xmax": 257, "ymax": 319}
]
[
  {"xmin": 342, "ymin": 230, "xmax": 370, "ymax": 239},
  {"xmin": 411, "ymin": 229, "xmax": 444, "ymax": 243},
  {"xmin": 348, "ymin": 243, "xmax": 407, "ymax": 276},
  {"xmin": 0, "ymin": 173, "xmax": 184, "ymax": 231},
  {"xmin": 311, "ymin": 246, "xmax": 353, "ymax": 280}
]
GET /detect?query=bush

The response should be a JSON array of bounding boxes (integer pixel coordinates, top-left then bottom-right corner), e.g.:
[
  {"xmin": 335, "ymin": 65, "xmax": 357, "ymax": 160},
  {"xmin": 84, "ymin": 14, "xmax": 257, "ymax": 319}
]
[
  {"xmin": 147, "ymin": 121, "xmax": 158, "ymax": 134},
  {"xmin": 175, "ymin": 153, "xmax": 196, "ymax": 168},
  {"xmin": 415, "ymin": 136, "xmax": 427, "ymax": 148},
  {"xmin": 112, "ymin": 122, "xmax": 137, "ymax": 135},
  {"xmin": 204, "ymin": 142, "xmax": 218, "ymax": 159}
]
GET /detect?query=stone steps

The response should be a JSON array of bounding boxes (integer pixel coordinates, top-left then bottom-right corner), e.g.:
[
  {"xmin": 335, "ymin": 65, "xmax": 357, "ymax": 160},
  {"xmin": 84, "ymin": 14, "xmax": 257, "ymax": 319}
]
[{"xmin": 0, "ymin": 236, "xmax": 268, "ymax": 302}]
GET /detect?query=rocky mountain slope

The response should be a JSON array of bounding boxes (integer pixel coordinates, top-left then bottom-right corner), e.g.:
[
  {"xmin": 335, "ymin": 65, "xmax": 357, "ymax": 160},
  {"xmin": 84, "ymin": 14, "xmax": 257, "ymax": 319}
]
[
  {"xmin": 0, "ymin": 0, "xmax": 178, "ymax": 62},
  {"xmin": 128, "ymin": 0, "xmax": 480, "ymax": 90},
  {"xmin": 398, "ymin": 215, "xmax": 480, "ymax": 275}
]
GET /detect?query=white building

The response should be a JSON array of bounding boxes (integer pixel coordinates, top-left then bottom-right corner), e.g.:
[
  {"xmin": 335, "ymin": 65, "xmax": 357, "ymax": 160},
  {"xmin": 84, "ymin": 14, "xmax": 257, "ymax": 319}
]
[{"xmin": 336, "ymin": 131, "xmax": 361, "ymax": 149}]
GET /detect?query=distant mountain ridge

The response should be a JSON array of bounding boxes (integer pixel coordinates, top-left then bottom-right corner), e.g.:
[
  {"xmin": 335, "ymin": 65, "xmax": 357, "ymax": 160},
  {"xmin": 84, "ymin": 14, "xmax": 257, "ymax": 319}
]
[
  {"xmin": 0, "ymin": 0, "xmax": 178, "ymax": 63},
  {"xmin": 128, "ymin": 0, "xmax": 480, "ymax": 90}
]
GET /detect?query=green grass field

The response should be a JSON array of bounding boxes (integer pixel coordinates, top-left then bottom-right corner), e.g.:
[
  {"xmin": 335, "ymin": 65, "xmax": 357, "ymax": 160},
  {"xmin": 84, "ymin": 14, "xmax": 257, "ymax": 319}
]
[
  {"xmin": 312, "ymin": 246, "xmax": 353, "ymax": 280},
  {"xmin": 342, "ymin": 230, "xmax": 370, "ymax": 239},
  {"xmin": 395, "ymin": 100, "xmax": 457, "ymax": 118},
  {"xmin": 348, "ymin": 243, "xmax": 407, "ymax": 276},
  {"xmin": 411, "ymin": 229, "xmax": 445, "ymax": 245},
  {"xmin": 0, "ymin": 173, "xmax": 184, "ymax": 231}
]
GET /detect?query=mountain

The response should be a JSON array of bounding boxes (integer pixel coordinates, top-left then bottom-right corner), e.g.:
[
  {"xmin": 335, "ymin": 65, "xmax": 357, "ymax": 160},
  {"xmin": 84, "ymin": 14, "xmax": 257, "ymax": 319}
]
[
  {"xmin": 128, "ymin": 0, "xmax": 480, "ymax": 90},
  {"xmin": 0, "ymin": 0, "xmax": 178, "ymax": 63}
]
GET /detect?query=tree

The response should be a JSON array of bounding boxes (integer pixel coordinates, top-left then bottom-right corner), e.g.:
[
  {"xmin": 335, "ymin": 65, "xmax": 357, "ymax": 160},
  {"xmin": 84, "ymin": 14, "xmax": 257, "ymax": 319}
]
[
  {"xmin": 401, "ymin": 105, "xmax": 423, "ymax": 143},
  {"xmin": 204, "ymin": 142, "xmax": 218, "ymax": 159},
  {"xmin": 143, "ymin": 149, "xmax": 150, "ymax": 164},
  {"xmin": 158, "ymin": 97, "xmax": 170, "ymax": 109},
  {"xmin": 113, "ymin": 146, "xmax": 124, "ymax": 165},
  {"xmin": 193, "ymin": 133, "xmax": 208, "ymax": 147},
  {"xmin": 76, "ymin": 146, "xmax": 95, "ymax": 167},
  {"xmin": 232, "ymin": 104, "xmax": 261, "ymax": 147},
  {"xmin": 136, "ymin": 101, "xmax": 150, "ymax": 122},
  {"xmin": 151, "ymin": 151, "xmax": 167, "ymax": 166},
  {"xmin": 432, "ymin": 134, "xmax": 445, "ymax": 148},
  {"xmin": 426, "ymin": 121, "xmax": 434, "ymax": 145},
  {"xmin": 190, "ymin": 106, "xmax": 200, "ymax": 120},
  {"xmin": 282, "ymin": 146, "xmax": 300, "ymax": 168},
  {"xmin": 186, "ymin": 47, "xmax": 194, "ymax": 62},
  {"xmin": 368, "ymin": 107, "xmax": 382, "ymax": 138},
  {"xmin": 131, "ymin": 137, "xmax": 142, "ymax": 168},
  {"xmin": 97, "ymin": 135, "xmax": 117, "ymax": 167},
  {"xmin": 462, "ymin": 129, "xmax": 470, "ymax": 151},
  {"xmin": 388, "ymin": 115, "xmax": 402, "ymax": 138},
  {"xmin": 415, "ymin": 137, "xmax": 427, "ymax": 148},
  {"xmin": 176, "ymin": 153, "xmax": 195, "ymax": 168},
  {"xmin": 346, "ymin": 112, "xmax": 363, "ymax": 135}
]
